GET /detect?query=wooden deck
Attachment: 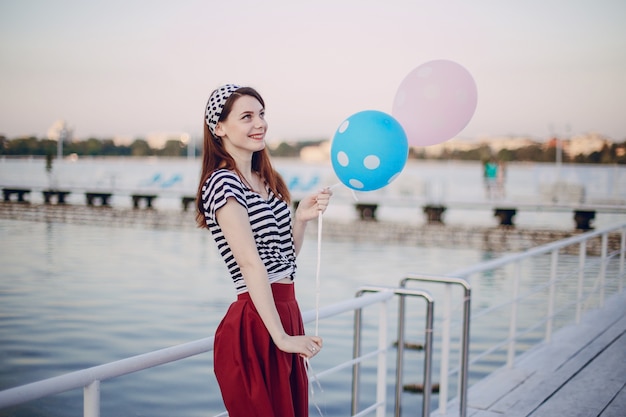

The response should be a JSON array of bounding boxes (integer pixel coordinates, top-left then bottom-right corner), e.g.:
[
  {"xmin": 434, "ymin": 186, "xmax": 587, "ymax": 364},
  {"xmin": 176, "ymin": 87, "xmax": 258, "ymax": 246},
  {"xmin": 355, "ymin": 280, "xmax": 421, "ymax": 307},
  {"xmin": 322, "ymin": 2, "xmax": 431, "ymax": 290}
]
[{"xmin": 434, "ymin": 290, "xmax": 626, "ymax": 417}]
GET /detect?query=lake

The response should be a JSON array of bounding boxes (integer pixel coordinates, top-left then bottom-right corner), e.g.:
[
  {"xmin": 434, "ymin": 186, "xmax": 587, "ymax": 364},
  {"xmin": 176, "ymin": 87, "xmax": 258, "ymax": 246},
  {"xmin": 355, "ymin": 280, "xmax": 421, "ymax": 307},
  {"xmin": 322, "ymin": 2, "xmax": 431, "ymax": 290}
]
[{"xmin": 1, "ymin": 158, "xmax": 625, "ymax": 416}]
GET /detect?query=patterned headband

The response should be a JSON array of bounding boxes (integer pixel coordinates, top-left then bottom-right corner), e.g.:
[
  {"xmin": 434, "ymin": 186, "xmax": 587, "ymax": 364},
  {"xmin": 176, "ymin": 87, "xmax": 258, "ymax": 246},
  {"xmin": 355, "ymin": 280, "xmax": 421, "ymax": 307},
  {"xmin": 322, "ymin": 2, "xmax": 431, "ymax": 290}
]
[{"xmin": 205, "ymin": 84, "xmax": 241, "ymax": 135}]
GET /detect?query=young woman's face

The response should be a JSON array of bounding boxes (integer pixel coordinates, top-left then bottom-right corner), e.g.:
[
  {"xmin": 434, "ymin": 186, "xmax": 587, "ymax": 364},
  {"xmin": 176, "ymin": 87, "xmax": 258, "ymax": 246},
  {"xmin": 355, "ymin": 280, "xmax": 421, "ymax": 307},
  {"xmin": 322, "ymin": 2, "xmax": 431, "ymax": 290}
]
[{"xmin": 215, "ymin": 95, "xmax": 267, "ymax": 157}]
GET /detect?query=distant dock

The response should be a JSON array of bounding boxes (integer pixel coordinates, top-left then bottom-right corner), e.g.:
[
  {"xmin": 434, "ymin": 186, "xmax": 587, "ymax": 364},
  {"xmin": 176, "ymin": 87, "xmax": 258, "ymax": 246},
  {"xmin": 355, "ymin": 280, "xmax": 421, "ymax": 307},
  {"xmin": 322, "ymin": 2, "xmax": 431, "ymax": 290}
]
[
  {"xmin": 1, "ymin": 202, "xmax": 623, "ymax": 255},
  {"xmin": 3, "ymin": 182, "xmax": 626, "ymax": 231}
]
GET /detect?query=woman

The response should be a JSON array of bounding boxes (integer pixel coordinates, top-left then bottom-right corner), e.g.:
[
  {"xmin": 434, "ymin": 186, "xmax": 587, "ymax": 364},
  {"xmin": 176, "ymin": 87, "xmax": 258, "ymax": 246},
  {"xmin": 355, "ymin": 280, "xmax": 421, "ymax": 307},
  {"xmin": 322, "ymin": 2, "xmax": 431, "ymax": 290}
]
[{"xmin": 195, "ymin": 84, "xmax": 332, "ymax": 417}]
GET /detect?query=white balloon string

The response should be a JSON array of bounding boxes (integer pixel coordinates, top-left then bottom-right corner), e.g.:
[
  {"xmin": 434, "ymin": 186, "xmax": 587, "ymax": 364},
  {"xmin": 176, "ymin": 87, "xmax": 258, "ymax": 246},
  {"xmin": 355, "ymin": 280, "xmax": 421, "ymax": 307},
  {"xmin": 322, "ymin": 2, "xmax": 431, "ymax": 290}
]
[
  {"xmin": 305, "ymin": 357, "xmax": 325, "ymax": 416},
  {"xmin": 351, "ymin": 189, "xmax": 359, "ymax": 202},
  {"xmin": 311, "ymin": 207, "xmax": 325, "ymax": 415},
  {"xmin": 328, "ymin": 181, "xmax": 357, "ymax": 202},
  {"xmin": 315, "ymin": 209, "xmax": 322, "ymax": 336}
]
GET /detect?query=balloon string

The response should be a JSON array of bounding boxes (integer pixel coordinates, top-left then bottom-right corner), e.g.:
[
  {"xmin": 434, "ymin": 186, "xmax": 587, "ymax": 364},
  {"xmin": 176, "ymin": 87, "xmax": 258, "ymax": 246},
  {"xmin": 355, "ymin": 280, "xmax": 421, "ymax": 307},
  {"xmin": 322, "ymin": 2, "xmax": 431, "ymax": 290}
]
[
  {"xmin": 310, "ymin": 201, "xmax": 326, "ymax": 416},
  {"xmin": 328, "ymin": 181, "xmax": 358, "ymax": 202},
  {"xmin": 305, "ymin": 358, "xmax": 325, "ymax": 416},
  {"xmin": 314, "ymin": 182, "xmax": 354, "ymax": 336},
  {"xmin": 315, "ymin": 209, "xmax": 322, "ymax": 336}
]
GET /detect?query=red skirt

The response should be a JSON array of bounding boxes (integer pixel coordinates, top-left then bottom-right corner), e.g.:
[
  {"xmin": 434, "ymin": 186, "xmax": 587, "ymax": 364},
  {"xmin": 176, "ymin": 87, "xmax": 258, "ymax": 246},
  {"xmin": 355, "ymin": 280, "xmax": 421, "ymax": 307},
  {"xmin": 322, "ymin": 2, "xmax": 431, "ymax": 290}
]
[{"xmin": 213, "ymin": 282, "xmax": 309, "ymax": 417}]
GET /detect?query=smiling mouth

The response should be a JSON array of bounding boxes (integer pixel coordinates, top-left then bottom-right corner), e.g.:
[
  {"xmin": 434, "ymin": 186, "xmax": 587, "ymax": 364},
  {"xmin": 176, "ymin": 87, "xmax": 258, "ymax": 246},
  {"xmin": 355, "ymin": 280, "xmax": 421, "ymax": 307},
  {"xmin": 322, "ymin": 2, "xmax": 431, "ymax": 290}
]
[{"xmin": 250, "ymin": 134, "xmax": 264, "ymax": 140}]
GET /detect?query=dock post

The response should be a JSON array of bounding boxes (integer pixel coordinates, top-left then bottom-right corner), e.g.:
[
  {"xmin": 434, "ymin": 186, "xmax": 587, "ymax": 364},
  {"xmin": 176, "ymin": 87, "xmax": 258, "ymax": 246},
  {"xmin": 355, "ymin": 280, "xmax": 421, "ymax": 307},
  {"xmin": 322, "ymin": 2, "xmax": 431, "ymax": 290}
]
[
  {"xmin": 574, "ymin": 210, "xmax": 595, "ymax": 230},
  {"xmin": 181, "ymin": 196, "xmax": 196, "ymax": 211},
  {"xmin": 355, "ymin": 203, "xmax": 378, "ymax": 221},
  {"xmin": 494, "ymin": 208, "xmax": 517, "ymax": 227},
  {"xmin": 423, "ymin": 205, "xmax": 446, "ymax": 224}
]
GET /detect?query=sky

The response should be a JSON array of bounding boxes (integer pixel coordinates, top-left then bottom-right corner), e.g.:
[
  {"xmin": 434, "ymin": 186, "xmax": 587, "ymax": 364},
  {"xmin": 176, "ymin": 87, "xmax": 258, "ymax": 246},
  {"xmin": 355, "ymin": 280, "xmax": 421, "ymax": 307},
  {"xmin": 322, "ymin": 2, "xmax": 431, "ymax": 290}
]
[{"xmin": 1, "ymin": 0, "xmax": 625, "ymax": 146}]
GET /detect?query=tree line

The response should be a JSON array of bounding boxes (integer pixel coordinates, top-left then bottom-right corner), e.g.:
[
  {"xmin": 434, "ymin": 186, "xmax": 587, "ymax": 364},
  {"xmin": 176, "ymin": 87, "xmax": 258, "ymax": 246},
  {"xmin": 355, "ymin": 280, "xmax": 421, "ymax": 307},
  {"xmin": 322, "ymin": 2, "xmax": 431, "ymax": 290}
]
[
  {"xmin": 0, "ymin": 136, "xmax": 183, "ymax": 158},
  {"xmin": 410, "ymin": 142, "xmax": 626, "ymax": 164},
  {"xmin": 1, "ymin": 135, "xmax": 625, "ymax": 164}
]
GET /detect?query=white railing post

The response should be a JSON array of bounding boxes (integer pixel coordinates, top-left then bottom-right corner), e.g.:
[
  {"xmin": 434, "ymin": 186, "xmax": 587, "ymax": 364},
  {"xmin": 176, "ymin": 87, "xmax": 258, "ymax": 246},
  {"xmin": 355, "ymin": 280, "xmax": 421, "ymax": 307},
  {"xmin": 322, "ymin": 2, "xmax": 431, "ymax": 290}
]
[
  {"xmin": 576, "ymin": 240, "xmax": 586, "ymax": 324},
  {"xmin": 438, "ymin": 284, "xmax": 452, "ymax": 414},
  {"xmin": 507, "ymin": 262, "xmax": 521, "ymax": 368},
  {"xmin": 546, "ymin": 249, "xmax": 558, "ymax": 343},
  {"xmin": 599, "ymin": 233, "xmax": 608, "ymax": 307},
  {"xmin": 376, "ymin": 298, "xmax": 388, "ymax": 417},
  {"xmin": 84, "ymin": 380, "xmax": 100, "ymax": 417}
]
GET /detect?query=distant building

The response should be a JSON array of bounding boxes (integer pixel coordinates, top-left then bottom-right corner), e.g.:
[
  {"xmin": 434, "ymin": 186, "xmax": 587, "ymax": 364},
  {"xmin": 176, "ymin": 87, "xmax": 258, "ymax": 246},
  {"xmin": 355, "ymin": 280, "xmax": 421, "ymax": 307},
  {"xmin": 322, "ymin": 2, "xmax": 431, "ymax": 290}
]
[
  {"xmin": 423, "ymin": 133, "xmax": 611, "ymax": 158},
  {"xmin": 47, "ymin": 119, "xmax": 74, "ymax": 142},
  {"xmin": 422, "ymin": 138, "xmax": 479, "ymax": 157},
  {"xmin": 484, "ymin": 136, "xmax": 537, "ymax": 153},
  {"xmin": 300, "ymin": 141, "xmax": 330, "ymax": 162},
  {"xmin": 567, "ymin": 133, "xmax": 608, "ymax": 157}
]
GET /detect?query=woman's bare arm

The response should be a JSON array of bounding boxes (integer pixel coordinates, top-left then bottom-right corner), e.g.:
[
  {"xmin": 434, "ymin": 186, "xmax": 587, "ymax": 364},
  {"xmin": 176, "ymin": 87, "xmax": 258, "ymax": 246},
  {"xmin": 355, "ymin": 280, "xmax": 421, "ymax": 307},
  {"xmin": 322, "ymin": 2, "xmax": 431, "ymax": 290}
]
[{"xmin": 216, "ymin": 198, "xmax": 322, "ymax": 357}]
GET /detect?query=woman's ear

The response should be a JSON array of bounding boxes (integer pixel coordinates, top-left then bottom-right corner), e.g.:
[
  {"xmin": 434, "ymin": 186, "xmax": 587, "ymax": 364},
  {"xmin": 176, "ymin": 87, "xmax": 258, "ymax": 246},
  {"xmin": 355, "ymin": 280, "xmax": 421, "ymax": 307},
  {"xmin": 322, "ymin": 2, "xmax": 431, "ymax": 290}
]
[{"xmin": 214, "ymin": 122, "xmax": 225, "ymax": 137}]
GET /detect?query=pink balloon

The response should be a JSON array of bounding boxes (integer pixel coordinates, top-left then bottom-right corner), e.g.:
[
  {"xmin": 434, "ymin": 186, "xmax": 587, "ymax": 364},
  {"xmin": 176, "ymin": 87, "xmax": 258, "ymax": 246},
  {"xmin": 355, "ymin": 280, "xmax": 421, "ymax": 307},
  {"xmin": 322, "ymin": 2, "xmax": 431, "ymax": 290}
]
[{"xmin": 392, "ymin": 60, "xmax": 478, "ymax": 147}]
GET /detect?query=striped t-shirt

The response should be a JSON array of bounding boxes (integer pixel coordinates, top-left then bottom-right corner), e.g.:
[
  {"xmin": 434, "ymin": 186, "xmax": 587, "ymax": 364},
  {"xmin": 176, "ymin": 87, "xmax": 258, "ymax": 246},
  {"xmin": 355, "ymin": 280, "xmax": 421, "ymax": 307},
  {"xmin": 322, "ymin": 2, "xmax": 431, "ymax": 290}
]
[{"xmin": 200, "ymin": 169, "xmax": 296, "ymax": 294}]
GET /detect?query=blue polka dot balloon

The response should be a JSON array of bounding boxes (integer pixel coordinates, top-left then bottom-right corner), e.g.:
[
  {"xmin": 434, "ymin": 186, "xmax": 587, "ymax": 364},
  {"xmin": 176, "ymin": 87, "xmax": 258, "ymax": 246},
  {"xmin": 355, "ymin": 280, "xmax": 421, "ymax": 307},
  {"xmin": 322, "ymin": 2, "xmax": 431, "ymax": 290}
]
[{"xmin": 331, "ymin": 110, "xmax": 409, "ymax": 192}]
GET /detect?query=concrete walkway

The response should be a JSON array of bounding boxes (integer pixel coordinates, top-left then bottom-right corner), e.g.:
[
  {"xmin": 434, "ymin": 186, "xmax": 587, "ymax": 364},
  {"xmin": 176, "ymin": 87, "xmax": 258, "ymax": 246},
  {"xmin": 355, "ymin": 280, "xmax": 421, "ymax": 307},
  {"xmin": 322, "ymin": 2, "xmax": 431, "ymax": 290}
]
[{"xmin": 435, "ymin": 290, "xmax": 626, "ymax": 417}]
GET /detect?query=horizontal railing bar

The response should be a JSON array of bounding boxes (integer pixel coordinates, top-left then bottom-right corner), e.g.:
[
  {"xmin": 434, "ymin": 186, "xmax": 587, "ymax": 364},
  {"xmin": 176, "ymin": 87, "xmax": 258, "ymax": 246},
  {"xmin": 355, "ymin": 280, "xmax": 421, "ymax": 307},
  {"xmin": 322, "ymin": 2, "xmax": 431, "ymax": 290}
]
[
  {"xmin": 302, "ymin": 290, "xmax": 395, "ymax": 323},
  {"xmin": 470, "ymin": 271, "xmax": 575, "ymax": 321},
  {"xmin": 352, "ymin": 401, "xmax": 385, "ymax": 417},
  {"xmin": 448, "ymin": 223, "xmax": 626, "ymax": 278},
  {"xmin": 358, "ymin": 285, "xmax": 436, "ymax": 303},
  {"xmin": 0, "ymin": 337, "xmax": 214, "ymax": 408},
  {"xmin": 443, "ymin": 251, "xmax": 608, "ymax": 328},
  {"xmin": 401, "ymin": 274, "xmax": 471, "ymax": 291},
  {"xmin": 0, "ymin": 290, "xmax": 395, "ymax": 409},
  {"xmin": 314, "ymin": 348, "xmax": 387, "ymax": 380},
  {"xmin": 449, "ymin": 254, "xmax": 606, "ymax": 328}
]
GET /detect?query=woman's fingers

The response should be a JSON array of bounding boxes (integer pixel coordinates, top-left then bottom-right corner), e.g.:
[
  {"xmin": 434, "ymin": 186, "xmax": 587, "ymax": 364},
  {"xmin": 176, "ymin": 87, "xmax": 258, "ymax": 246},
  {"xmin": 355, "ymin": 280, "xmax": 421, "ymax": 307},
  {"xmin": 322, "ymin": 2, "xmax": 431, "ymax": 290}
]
[
  {"xmin": 315, "ymin": 188, "xmax": 332, "ymax": 212},
  {"xmin": 311, "ymin": 336, "xmax": 323, "ymax": 348},
  {"xmin": 302, "ymin": 336, "xmax": 323, "ymax": 358}
]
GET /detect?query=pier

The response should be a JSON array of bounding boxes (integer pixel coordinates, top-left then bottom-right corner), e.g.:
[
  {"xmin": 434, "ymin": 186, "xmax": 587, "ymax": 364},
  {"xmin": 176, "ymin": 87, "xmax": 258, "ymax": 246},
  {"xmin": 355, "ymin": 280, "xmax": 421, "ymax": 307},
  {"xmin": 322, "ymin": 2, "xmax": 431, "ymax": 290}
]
[
  {"xmin": 3, "ymin": 184, "xmax": 625, "ymax": 230},
  {"xmin": 353, "ymin": 199, "xmax": 625, "ymax": 231},
  {"xmin": 1, "ymin": 202, "xmax": 624, "ymax": 255},
  {"xmin": 437, "ymin": 290, "xmax": 626, "ymax": 417}
]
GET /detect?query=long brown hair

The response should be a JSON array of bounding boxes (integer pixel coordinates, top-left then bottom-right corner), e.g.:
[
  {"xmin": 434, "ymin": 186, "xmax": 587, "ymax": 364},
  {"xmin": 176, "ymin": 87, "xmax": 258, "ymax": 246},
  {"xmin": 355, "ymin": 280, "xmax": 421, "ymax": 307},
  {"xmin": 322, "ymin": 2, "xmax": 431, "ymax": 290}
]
[{"xmin": 195, "ymin": 86, "xmax": 291, "ymax": 228}]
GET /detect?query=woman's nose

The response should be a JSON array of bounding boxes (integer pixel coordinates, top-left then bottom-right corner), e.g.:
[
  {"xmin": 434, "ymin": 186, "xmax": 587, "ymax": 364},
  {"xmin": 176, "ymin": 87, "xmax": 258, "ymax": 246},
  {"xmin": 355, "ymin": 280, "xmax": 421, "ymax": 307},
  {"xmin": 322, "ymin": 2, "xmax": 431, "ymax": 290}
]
[{"xmin": 255, "ymin": 117, "xmax": 267, "ymax": 129}]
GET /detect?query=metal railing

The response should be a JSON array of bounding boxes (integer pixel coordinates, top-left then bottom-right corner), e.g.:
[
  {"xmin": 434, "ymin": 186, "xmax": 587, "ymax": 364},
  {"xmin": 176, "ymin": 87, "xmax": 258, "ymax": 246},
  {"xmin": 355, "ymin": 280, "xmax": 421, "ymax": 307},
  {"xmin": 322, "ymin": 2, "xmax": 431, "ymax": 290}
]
[
  {"xmin": 0, "ymin": 290, "xmax": 401, "ymax": 417},
  {"xmin": 352, "ymin": 286, "xmax": 435, "ymax": 417},
  {"xmin": 403, "ymin": 222, "xmax": 626, "ymax": 416},
  {"xmin": 399, "ymin": 275, "xmax": 471, "ymax": 417},
  {"xmin": 2, "ymin": 222, "xmax": 624, "ymax": 417}
]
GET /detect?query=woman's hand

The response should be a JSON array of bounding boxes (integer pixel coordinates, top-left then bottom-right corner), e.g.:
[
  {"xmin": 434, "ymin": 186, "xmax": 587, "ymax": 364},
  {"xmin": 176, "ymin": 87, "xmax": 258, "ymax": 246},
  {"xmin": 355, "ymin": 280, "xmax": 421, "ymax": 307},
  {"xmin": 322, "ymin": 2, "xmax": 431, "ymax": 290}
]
[
  {"xmin": 274, "ymin": 333, "xmax": 323, "ymax": 359},
  {"xmin": 295, "ymin": 187, "xmax": 333, "ymax": 223}
]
